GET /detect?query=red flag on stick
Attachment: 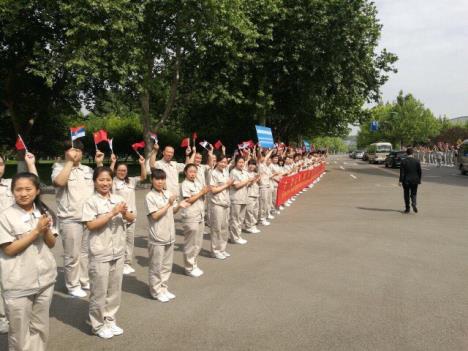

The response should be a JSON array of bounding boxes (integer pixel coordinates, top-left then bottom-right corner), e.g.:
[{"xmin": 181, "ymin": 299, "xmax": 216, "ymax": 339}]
[
  {"xmin": 180, "ymin": 137, "xmax": 190, "ymax": 148},
  {"xmin": 93, "ymin": 130, "xmax": 108, "ymax": 145},
  {"xmin": 214, "ymin": 140, "xmax": 223, "ymax": 150},
  {"xmin": 15, "ymin": 135, "xmax": 27, "ymax": 151},
  {"xmin": 131, "ymin": 141, "xmax": 145, "ymax": 151}
]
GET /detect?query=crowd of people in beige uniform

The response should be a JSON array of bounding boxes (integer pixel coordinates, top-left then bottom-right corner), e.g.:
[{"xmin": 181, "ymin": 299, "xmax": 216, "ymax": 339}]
[{"xmin": 0, "ymin": 139, "xmax": 326, "ymax": 349}]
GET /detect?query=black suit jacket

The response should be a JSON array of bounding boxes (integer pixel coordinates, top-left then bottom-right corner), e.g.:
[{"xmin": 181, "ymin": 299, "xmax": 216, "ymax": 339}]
[{"xmin": 399, "ymin": 156, "xmax": 422, "ymax": 185}]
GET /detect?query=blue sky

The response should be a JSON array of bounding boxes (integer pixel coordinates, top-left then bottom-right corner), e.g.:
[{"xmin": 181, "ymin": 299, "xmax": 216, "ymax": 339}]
[{"xmin": 373, "ymin": 0, "xmax": 468, "ymax": 119}]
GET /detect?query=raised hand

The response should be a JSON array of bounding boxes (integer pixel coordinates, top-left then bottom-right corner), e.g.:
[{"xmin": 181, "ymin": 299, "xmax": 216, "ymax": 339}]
[
  {"xmin": 110, "ymin": 153, "xmax": 117, "ymax": 163},
  {"xmin": 95, "ymin": 150, "xmax": 104, "ymax": 165},
  {"xmin": 65, "ymin": 148, "xmax": 80, "ymax": 163},
  {"xmin": 186, "ymin": 147, "xmax": 192, "ymax": 156},
  {"xmin": 138, "ymin": 155, "xmax": 145, "ymax": 165},
  {"xmin": 24, "ymin": 152, "xmax": 36, "ymax": 166}
]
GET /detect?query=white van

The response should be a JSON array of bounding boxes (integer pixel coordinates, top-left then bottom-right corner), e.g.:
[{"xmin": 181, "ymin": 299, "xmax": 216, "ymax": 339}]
[
  {"xmin": 367, "ymin": 142, "xmax": 392, "ymax": 164},
  {"xmin": 457, "ymin": 140, "xmax": 468, "ymax": 175}
]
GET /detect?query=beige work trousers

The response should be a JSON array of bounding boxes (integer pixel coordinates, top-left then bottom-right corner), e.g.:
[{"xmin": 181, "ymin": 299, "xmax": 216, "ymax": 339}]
[
  {"xmin": 0, "ymin": 286, "xmax": 5, "ymax": 318},
  {"xmin": 125, "ymin": 222, "xmax": 136, "ymax": 265},
  {"xmin": 88, "ymin": 257, "xmax": 124, "ymax": 333},
  {"xmin": 182, "ymin": 221, "xmax": 205, "ymax": 272},
  {"xmin": 258, "ymin": 187, "xmax": 271, "ymax": 221},
  {"xmin": 209, "ymin": 204, "xmax": 229, "ymax": 255},
  {"xmin": 4, "ymin": 284, "xmax": 54, "ymax": 351},
  {"xmin": 59, "ymin": 221, "xmax": 89, "ymax": 291},
  {"xmin": 271, "ymin": 186, "xmax": 278, "ymax": 210},
  {"xmin": 148, "ymin": 243, "xmax": 174, "ymax": 298},
  {"xmin": 244, "ymin": 196, "xmax": 259, "ymax": 229},
  {"xmin": 229, "ymin": 203, "xmax": 247, "ymax": 241}
]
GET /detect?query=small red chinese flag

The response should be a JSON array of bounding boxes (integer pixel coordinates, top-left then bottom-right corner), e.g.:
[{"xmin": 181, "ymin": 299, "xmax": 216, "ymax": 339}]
[
  {"xmin": 214, "ymin": 140, "xmax": 223, "ymax": 150},
  {"xmin": 180, "ymin": 137, "xmax": 190, "ymax": 148},
  {"xmin": 15, "ymin": 136, "xmax": 26, "ymax": 151},
  {"xmin": 93, "ymin": 130, "xmax": 108, "ymax": 145},
  {"xmin": 131, "ymin": 141, "xmax": 145, "ymax": 151}
]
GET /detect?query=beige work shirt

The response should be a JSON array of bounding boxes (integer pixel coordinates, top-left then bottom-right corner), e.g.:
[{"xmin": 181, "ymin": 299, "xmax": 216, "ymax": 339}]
[
  {"xmin": 180, "ymin": 179, "xmax": 204, "ymax": 223},
  {"xmin": 229, "ymin": 168, "xmax": 249, "ymax": 205},
  {"xmin": 269, "ymin": 163, "xmax": 283, "ymax": 188},
  {"xmin": 81, "ymin": 193, "xmax": 126, "ymax": 262},
  {"xmin": 0, "ymin": 178, "xmax": 13, "ymax": 212},
  {"xmin": 0, "ymin": 204, "xmax": 58, "ymax": 299},
  {"xmin": 247, "ymin": 171, "xmax": 259, "ymax": 198},
  {"xmin": 112, "ymin": 176, "xmax": 139, "ymax": 214},
  {"xmin": 209, "ymin": 168, "xmax": 230, "ymax": 207},
  {"xmin": 154, "ymin": 160, "xmax": 185, "ymax": 198},
  {"xmin": 51, "ymin": 163, "xmax": 94, "ymax": 221},
  {"xmin": 258, "ymin": 163, "xmax": 271, "ymax": 188},
  {"xmin": 145, "ymin": 189, "xmax": 175, "ymax": 245},
  {"xmin": 196, "ymin": 164, "xmax": 209, "ymax": 186}
]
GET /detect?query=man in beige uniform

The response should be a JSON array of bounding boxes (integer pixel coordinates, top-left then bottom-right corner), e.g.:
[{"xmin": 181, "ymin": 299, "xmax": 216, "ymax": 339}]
[
  {"xmin": 150, "ymin": 144, "xmax": 191, "ymax": 198},
  {"xmin": 82, "ymin": 191, "xmax": 133, "ymax": 338},
  {"xmin": 51, "ymin": 141, "xmax": 103, "ymax": 297}
]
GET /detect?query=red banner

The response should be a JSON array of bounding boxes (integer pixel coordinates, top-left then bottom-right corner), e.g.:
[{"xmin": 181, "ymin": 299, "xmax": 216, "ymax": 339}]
[{"xmin": 276, "ymin": 163, "xmax": 326, "ymax": 207}]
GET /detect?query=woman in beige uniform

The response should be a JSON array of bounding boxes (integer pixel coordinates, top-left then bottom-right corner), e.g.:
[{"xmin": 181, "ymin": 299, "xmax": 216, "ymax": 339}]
[
  {"xmin": 0, "ymin": 172, "xmax": 58, "ymax": 351},
  {"xmin": 110, "ymin": 154, "xmax": 147, "ymax": 275},
  {"xmin": 244, "ymin": 159, "xmax": 261, "ymax": 234},
  {"xmin": 257, "ymin": 149, "xmax": 274, "ymax": 226},
  {"xmin": 228, "ymin": 156, "xmax": 253, "ymax": 245},
  {"xmin": 145, "ymin": 169, "xmax": 188, "ymax": 302},
  {"xmin": 82, "ymin": 167, "xmax": 135, "ymax": 339},
  {"xmin": 0, "ymin": 153, "xmax": 38, "ymax": 334},
  {"xmin": 180, "ymin": 164, "xmax": 211, "ymax": 277},
  {"xmin": 209, "ymin": 154, "xmax": 233, "ymax": 259}
]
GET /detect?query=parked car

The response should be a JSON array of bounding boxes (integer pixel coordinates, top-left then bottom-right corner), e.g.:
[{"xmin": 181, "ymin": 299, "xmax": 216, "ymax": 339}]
[
  {"xmin": 385, "ymin": 151, "xmax": 407, "ymax": 168},
  {"xmin": 354, "ymin": 150, "xmax": 364, "ymax": 159},
  {"xmin": 362, "ymin": 151, "xmax": 369, "ymax": 161},
  {"xmin": 457, "ymin": 139, "xmax": 468, "ymax": 175}
]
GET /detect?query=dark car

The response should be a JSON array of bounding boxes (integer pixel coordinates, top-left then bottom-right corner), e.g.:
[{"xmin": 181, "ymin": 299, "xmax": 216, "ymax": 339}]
[
  {"xmin": 362, "ymin": 151, "xmax": 369, "ymax": 161},
  {"xmin": 385, "ymin": 151, "xmax": 407, "ymax": 168}
]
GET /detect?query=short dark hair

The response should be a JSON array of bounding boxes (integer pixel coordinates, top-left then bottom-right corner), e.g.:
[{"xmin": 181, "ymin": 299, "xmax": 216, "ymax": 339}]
[
  {"xmin": 151, "ymin": 168, "xmax": 166, "ymax": 180},
  {"xmin": 93, "ymin": 166, "xmax": 113, "ymax": 181},
  {"xmin": 406, "ymin": 147, "xmax": 414, "ymax": 155},
  {"xmin": 65, "ymin": 139, "xmax": 84, "ymax": 152},
  {"xmin": 248, "ymin": 159, "xmax": 257, "ymax": 166}
]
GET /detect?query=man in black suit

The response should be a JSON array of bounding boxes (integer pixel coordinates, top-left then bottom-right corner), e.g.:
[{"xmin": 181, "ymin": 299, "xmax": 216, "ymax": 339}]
[{"xmin": 399, "ymin": 147, "xmax": 422, "ymax": 213}]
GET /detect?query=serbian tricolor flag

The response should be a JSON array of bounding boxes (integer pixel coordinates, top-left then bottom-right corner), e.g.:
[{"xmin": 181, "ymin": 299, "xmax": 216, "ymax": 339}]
[
  {"xmin": 180, "ymin": 137, "xmax": 190, "ymax": 148},
  {"xmin": 199, "ymin": 140, "xmax": 209, "ymax": 150},
  {"xmin": 15, "ymin": 134, "xmax": 27, "ymax": 151},
  {"xmin": 93, "ymin": 130, "xmax": 108, "ymax": 145},
  {"xmin": 131, "ymin": 141, "xmax": 145, "ymax": 151},
  {"xmin": 214, "ymin": 140, "xmax": 223, "ymax": 150},
  {"xmin": 149, "ymin": 132, "xmax": 158, "ymax": 144},
  {"xmin": 70, "ymin": 126, "xmax": 85, "ymax": 141}
]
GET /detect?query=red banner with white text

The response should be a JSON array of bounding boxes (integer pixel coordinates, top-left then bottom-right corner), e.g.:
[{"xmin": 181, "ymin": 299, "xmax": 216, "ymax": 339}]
[{"xmin": 276, "ymin": 163, "xmax": 326, "ymax": 207}]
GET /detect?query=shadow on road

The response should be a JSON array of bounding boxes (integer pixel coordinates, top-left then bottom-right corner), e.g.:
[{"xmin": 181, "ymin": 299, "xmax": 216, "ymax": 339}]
[{"xmin": 356, "ymin": 206, "xmax": 404, "ymax": 213}]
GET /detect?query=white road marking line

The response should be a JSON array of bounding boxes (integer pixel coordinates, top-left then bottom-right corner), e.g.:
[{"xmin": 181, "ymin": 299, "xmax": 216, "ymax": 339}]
[
  {"xmin": 422, "ymin": 168, "xmax": 430, "ymax": 171},
  {"xmin": 339, "ymin": 166, "xmax": 345, "ymax": 170},
  {"xmin": 350, "ymin": 174, "xmax": 357, "ymax": 179}
]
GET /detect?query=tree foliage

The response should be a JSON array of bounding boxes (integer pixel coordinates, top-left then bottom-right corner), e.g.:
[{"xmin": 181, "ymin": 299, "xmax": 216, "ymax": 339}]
[{"xmin": 1, "ymin": 0, "xmax": 397, "ymax": 155}]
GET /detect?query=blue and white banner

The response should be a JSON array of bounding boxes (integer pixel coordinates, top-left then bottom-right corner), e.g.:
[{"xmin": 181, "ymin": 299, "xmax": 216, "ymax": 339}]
[
  {"xmin": 370, "ymin": 121, "xmax": 379, "ymax": 132},
  {"xmin": 303, "ymin": 140, "xmax": 311, "ymax": 152},
  {"xmin": 255, "ymin": 125, "xmax": 275, "ymax": 148}
]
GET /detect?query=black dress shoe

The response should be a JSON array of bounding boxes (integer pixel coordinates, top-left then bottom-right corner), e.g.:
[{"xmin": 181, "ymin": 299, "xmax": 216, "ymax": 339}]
[
  {"xmin": 412, "ymin": 206, "xmax": 418, "ymax": 213},
  {"xmin": 404, "ymin": 208, "xmax": 410, "ymax": 213}
]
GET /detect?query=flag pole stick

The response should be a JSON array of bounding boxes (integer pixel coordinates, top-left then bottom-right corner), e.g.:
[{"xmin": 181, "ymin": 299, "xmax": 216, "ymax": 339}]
[{"xmin": 18, "ymin": 134, "xmax": 29, "ymax": 153}]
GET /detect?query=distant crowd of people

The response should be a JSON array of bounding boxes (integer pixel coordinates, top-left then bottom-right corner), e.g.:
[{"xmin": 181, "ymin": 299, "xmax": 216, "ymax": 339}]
[{"xmin": 413, "ymin": 142, "xmax": 464, "ymax": 167}]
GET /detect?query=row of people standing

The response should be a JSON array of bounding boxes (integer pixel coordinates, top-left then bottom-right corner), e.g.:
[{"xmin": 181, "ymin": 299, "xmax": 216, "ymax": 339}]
[{"xmin": 0, "ymin": 140, "xmax": 325, "ymax": 349}]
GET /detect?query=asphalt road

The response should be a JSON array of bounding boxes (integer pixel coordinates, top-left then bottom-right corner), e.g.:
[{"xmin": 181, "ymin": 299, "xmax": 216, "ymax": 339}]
[{"xmin": 1, "ymin": 156, "xmax": 468, "ymax": 351}]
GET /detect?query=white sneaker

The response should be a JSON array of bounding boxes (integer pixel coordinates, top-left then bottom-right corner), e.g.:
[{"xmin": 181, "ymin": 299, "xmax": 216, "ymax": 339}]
[
  {"xmin": 186, "ymin": 267, "xmax": 204, "ymax": 278},
  {"xmin": 123, "ymin": 264, "xmax": 135, "ymax": 275},
  {"xmin": 155, "ymin": 293, "xmax": 170, "ymax": 302},
  {"xmin": 69, "ymin": 288, "xmax": 87, "ymax": 298},
  {"xmin": 0, "ymin": 317, "xmax": 9, "ymax": 334},
  {"xmin": 81, "ymin": 283, "xmax": 90, "ymax": 290},
  {"xmin": 233, "ymin": 238, "xmax": 247, "ymax": 245},
  {"xmin": 279, "ymin": 206, "xmax": 285, "ymax": 210},
  {"xmin": 244, "ymin": 227, "xmax": 260, "ymax": 234},
  {"xmin": 165, "ymin": 291, "xmax": 176, "ymax": 300},
  {"xmin": 260, "ymin": 220, "xmax": 271, "ymax": 226},
  {"xmin": 212, "ymin": 252, "xmax": 226, "ymax": 260},
  {"xmin": 96, "ymin": 327, "xmax": 114, "ymax": 339},
  {"xmin": 109, "ymin": 323, "xmax": 124, "ymax": 336},
  {"xmin": 267, "ymin": 214, "xmax": 275, "ymax": 220},
  {"xmin": 285, "ymin": 202, "xmax": 291, "ymax": 207},
  {"xmin": 222, "ymin": 251, "xmax": 231, "ymax": 257}
]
